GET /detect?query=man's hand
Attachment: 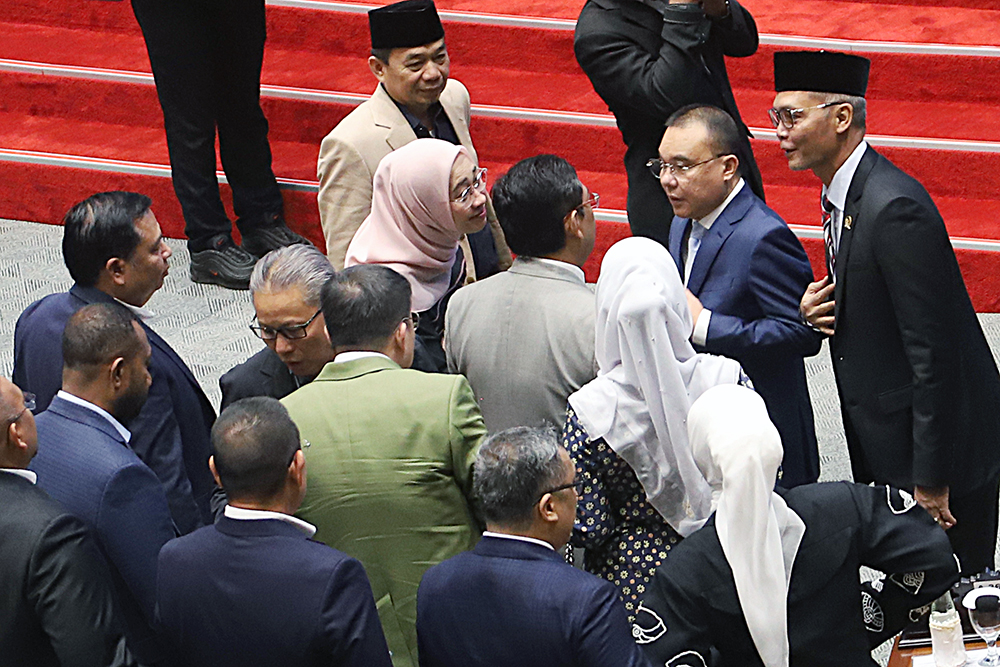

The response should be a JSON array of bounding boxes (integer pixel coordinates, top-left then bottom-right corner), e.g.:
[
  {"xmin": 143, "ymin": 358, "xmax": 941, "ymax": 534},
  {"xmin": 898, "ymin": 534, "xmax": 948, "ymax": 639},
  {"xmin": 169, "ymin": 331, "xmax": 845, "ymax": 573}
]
[
  {"xmin": 800, "ymin": 277, "xmax": 836, "ymax": 335},
  {"xmin": 685, "ymin": 289, "xmax": 704, "ymax": 334},
  {"xmin": 915, "ymin": 485, "xmax": 957, "ymax": 530}
]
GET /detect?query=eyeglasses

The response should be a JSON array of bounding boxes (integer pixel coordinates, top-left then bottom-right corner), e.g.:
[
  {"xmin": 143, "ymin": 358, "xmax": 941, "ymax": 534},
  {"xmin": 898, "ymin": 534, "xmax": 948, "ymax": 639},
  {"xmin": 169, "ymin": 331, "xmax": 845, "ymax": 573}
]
[
  {"xmin": 577, "ymin": 192, "xmax": 600, "ymax": 212},
  {"xmin": 4, "ymin": 392, "xmax": 34, "ymax": 426},
  {"xmin": 452, "ymin": 168, "xmax": 488, "ymax": 204},
  {"xmin": 539, "ymin": 478, "xmax": 584, "ymax": 499},
  {"xmin": 403, "ymin": 312, "xmax": 421, "ymax": 329},
  {"xmin": 249, "ymin": 310, "xmax": 322, "ymax": 341},
  {"xmin": 767, "ymin": 101, "xmax": 844, "ymax": 129},
  {"xmin": 647, "ymin": 155, "xmax": 727, "ymax": 179}
]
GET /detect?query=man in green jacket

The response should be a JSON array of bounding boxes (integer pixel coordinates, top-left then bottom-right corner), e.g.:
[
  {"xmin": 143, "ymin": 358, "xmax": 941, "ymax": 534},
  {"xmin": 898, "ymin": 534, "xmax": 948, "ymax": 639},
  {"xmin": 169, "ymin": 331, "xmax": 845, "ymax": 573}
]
[{"xmin": 282, "ymin": 264, "xmax": 485, "ymax": 667}]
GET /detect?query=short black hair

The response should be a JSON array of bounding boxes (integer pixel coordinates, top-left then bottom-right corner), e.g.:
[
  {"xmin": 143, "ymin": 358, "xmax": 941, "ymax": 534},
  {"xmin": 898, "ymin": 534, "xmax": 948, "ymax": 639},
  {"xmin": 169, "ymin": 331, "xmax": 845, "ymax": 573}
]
[
  {"xmin": 472, "ymin": 426, "xmax": 566, "ymax": 528},
  {"xmin": 211, "ymin": 397, "xmax": 301, "ymax": 503},
  {"xmin": 322, "ymin": 265, "xmax": 411, "ymax": 350},
  {"xmin": 491, "ymin": 155, "xmax": 583, "ymax": 257},
  {"xmin": 62, "ymin": 302, "xmax": 143, "ymax": 373},
  {"xmin": 371, "ymin": 47, "xmax": 393, "ymax": 63},
  {"xmin": 62, "ymin": 192, "xmax": 152, "ymax": 287},
  {"xmin": 665, "ymin": 104, "xmax": 743, "ymax": 175}
]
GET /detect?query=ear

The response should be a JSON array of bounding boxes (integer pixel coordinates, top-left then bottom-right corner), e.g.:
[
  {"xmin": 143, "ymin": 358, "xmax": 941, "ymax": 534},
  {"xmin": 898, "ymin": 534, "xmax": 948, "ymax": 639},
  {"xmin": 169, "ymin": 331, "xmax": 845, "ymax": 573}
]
[
  {"xmin": 208, "ymin": 456, "xmax": 223, "ymax": 489},
  {"xmin": 368, "ymin": 55, "xmax": 386, "ymax": 81},
  {"xmin": 563, "ymin": 208, "xmax": 584, "ymax": 241},
  {"xmin": 536, "ymin": 492, "xmax": 560, "ymax": 526},
  {"xmin": 833, "ymin": 103, "xmax": 854, "ymax": 135},
  {"xmin": 106, "ymin": 256, "xmax": 128, "ymax": 287},
  {"xmin": 109, "ymin": 357, "xmax": 127, "ymax": 389},
  {"xmin": 289, "ymin": 449, "xmax": 306, "ymax": 489},
  {"xmin": 721, "ymin": 154, "xmax": 740, "ymax": 181}
]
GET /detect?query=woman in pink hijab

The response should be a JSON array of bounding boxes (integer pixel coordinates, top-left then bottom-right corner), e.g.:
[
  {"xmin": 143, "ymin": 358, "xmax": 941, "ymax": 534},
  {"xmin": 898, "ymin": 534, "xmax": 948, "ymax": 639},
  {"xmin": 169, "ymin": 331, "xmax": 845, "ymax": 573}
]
[{"xmin": 345, "ymin": 138, "xmax": 489, "ymax": 371}]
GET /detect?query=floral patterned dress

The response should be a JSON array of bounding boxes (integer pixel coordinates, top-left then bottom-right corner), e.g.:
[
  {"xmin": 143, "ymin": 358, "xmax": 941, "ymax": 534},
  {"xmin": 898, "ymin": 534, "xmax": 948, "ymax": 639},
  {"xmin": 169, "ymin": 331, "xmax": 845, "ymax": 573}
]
[{"xmin": 562, "ymin": 405, "xmax": 681, "ymax": 623}]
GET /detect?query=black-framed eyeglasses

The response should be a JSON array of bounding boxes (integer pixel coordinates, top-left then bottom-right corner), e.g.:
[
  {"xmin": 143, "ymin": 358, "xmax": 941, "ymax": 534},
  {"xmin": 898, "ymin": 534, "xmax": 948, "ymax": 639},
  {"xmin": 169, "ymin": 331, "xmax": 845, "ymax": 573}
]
[
  {"xmin": 403, "ymin": 312, "xmax": 421, "ymax": 330},
  {"xmin": 539, "ymin": 478, "xmax": 584, "ymax": 499},
  {"xmin": 767, "ymin": 101, "xmax": 844, "ymax": 129},
  {"xmin": 4, "ymin": 391, "xmax": 34, "ymax": 426},
  {"xmin": 452, "ymin": 168, "xmax": 488, "ymax": 204},
  {"xmin": 249, "ymin": 310, "xmax": 322, "ymax": 341},
  {"xmin": 647, "ymin": 155, "xmax": 727, "ymax": 179}
]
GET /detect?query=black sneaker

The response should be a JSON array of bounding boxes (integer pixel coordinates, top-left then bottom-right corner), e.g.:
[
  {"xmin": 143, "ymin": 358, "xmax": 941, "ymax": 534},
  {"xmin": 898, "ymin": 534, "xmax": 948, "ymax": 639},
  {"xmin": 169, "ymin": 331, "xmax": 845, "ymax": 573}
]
[
  {"xmin": 241, "ymin": 221, "xmax": 312, "ymax": 258},
  {"xmin": 189, "ymin": 235, "xmax": 256, "ymax": 290}
]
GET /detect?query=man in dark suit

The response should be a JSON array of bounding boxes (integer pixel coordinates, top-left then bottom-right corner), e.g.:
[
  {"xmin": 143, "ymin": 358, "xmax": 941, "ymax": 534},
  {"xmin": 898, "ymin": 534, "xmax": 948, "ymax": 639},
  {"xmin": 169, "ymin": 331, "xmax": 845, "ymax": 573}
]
[
  {"xmin": 31, "ymin": 303, "xmax": 177, "ymax": 664},
  {"xmin": 13, "ymin": 191, "xmax": 217, "ymax": 535},
  {"xmin": 659, "ymin": 105, "xmax": 821, "ymax": 487},
  {"xmin": 0, "ymin": 376, "xmax": 127, "ymax": 667},
  {"xmin": 574, "ymin": 0, "xmax": 763, "ymax": 245},
  {"xmin": 156, "ymin": 396, "xmax": 391, "ymax": 667},
  {"xmin": 219, "ymin": 245, "xmax": 336, "ymax": 410},
  {"xmin": 781, "ymin": 50, "xmax": 1000, "ymax": 574},
  {"xmin": 416, "ymin": 426, "xmax": 651, "ymax": 667}
]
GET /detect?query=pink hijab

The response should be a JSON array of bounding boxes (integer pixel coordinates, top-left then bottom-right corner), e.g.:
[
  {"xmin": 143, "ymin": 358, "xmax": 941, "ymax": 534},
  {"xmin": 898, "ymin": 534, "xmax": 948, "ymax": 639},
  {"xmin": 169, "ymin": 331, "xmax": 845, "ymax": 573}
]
[{"xmin": 345, "ymin": 138, "xmax": 469, "ymax": 311}]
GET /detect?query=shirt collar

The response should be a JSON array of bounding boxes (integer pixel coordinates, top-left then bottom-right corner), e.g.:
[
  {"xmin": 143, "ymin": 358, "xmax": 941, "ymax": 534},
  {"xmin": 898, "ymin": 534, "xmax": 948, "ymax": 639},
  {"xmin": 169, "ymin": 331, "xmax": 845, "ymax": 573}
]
[
  {"xmin": 115, "ymin": 298, "xmax": 156, "ymax": 321},
  {"xmin": 0, "ymin": 468, "xmax": 37, "ymax": 484},
  {"xmin": 223, "ymin": 505, "xmax": 317, "ymax": 538},
  {"xmin": 56, "ymin": 390, "xmax": 131, "ymax": 443},
  {"xmin": 696, "ymin": 178, "xmax": 745, "ymax": 231},
  {"xmin": 823, "ymin": 140, "xmax": 868, "ymax": 212},
  {"xmin": 482, "ymin": 530, "xmax": 556, "ymax": 551},
  {"xmin": 529, "ymin": 257, "xmax": 587, "ymax": 284},
  {"xmin": 333, "ymin": 351, "xmax": 392, "ymax": 364}
]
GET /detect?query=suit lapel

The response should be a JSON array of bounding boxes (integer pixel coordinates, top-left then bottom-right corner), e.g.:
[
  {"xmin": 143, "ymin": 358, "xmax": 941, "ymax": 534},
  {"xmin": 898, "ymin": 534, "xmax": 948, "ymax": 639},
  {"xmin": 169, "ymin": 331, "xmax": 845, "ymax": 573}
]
[
  {"xmin": 370, "ymin": 84, "xmax": 417, "ymax": 151},
  {"xmin": 834, "ymin": 147, "xmax": 878, "ymax": 314},
  {"xmin": 439, "ymin": 85, "xmax": 475, "ymax": 157},
  {"xmin": 686, "ymin": 186, "xmax": 752, "ymax": 294},
  {"xmin": 667, "ymin": 216, "xmax": 688, "ymax": 275}
]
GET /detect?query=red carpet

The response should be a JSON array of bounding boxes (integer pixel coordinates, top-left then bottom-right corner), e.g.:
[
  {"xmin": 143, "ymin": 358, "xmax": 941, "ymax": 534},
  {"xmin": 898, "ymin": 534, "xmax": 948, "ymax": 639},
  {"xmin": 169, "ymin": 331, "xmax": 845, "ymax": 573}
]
[{"xmin": 2, "ymin": 0, "xmax": 1000, "ymax": 308}]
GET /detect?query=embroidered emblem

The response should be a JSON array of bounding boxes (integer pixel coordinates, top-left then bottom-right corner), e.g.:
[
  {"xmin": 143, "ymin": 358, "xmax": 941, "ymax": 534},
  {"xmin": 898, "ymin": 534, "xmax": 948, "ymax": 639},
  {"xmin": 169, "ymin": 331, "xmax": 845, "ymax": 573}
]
[
  {"xmin": 889, "ymin": 571, "xmax": 926, "ymax": 596},
  {"xmin": 631, "ymin": 603, "xmax": 667, "ymax": 644},
  {"xmin": 862, "ymin": 592, "xmax": 885, "ymax": 633},
  {"xmin": 868, "ymin": 571, "xmax": 885, "ymax": 593},
  {"xmin": 666, "ymin": 650, "xmax": 708, "ymax": 667},
  {"xmin": 886, "ymin": 486, "xmax": 917, "ymax": 514},
  {"xmin": 910, "ymin": 603, "xmax": 932, "ymax": 623},
  {"xmin": 844, "ymin": 215, "xmax": 853, "ymax": 230}
]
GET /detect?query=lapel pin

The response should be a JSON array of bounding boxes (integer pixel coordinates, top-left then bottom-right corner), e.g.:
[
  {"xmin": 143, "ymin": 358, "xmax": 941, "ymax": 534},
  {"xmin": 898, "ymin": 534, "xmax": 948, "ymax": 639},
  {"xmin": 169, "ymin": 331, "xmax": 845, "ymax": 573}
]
[{"xmin": 844, "ymin": 215, "xmax": 853, "ymax": 230}]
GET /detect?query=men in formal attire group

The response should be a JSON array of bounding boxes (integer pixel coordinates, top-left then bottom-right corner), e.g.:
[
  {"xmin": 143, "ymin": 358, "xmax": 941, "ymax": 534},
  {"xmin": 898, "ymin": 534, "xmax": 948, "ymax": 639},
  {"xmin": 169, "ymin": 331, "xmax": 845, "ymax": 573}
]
[
  {"xmin": 574, "ymin": 0, "xmax": 764, "ymax": 245},
  {"xmin": 446, "ymin": 155, "xmax": 599, "ymax": 432},
  {"xmin": 657, "ymin": 104, "xmax": 821, "ymax": 486},
  {"xmin": 780, "ymin": 50, "xmax": 1000, "ymax": 575},
  {"xmin": 317, "ymin": 0, "xmax": 510, "ymax": 277}
]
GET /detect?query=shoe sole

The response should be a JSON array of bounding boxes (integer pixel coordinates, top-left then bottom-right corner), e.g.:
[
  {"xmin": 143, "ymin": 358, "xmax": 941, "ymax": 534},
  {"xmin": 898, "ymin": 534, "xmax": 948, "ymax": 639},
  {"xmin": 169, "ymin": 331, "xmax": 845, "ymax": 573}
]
[{"xmin": 189, "ymin": 265, "xmax": 251, "ymax": 290}]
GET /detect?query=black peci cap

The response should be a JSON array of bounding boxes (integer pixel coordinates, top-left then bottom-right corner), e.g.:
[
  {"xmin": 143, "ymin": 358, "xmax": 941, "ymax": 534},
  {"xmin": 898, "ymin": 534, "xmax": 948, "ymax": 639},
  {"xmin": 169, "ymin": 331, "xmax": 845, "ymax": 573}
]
[
  {"xmin": 369, "ymin": 0, "xmax": 445, "ymax": 51},
  {"xmin": 774, "ymin": 50, "xmax": 871, "ymax": 98}
]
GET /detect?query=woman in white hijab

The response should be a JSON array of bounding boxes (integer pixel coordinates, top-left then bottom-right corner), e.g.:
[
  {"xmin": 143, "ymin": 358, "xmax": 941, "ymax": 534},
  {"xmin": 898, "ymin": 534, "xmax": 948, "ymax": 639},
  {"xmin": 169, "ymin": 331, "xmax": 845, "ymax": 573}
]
[
  {"xmin": 635, "ymin": 384, "xmax": 960, "ymax": 667},
  {"xmin": 563, "ymin": 236, "xmax": 745, "ymax": 621}
]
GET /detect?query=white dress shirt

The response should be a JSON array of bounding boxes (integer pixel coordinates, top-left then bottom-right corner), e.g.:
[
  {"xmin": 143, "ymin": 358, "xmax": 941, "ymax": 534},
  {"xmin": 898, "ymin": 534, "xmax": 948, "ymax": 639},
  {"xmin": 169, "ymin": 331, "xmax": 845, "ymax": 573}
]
[
  {"xmin": 333, "ymin": 351, "xmax": 392, "ymax": 364},
  {"xmin": 56, "ymin": 390, "xmax": 131, "ymax": 443},
  {"xmin": 481, "ymin": 531, "xmax": 556, "ymax": 551},
  {"xmin": 822, "ymin": 140, "xmax": 869, "ymax": 252},
  {"xmin": 0, "ymin": 468, "xmax": 37, "ymax": 484},
  {"xmin": 223, "ymin": 504, "xmax": 317, "ymax": 538}
]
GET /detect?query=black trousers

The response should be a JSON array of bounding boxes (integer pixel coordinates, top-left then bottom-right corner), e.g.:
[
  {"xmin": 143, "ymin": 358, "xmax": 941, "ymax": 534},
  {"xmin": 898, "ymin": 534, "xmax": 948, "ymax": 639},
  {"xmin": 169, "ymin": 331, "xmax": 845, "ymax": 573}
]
[
  {"xmin": 131, "ymin": 0, "xmax": 284, "ymax": 247},
  {"xmin": 949, "ymin": 474, "xmax": 1000, "ymax": 576}
]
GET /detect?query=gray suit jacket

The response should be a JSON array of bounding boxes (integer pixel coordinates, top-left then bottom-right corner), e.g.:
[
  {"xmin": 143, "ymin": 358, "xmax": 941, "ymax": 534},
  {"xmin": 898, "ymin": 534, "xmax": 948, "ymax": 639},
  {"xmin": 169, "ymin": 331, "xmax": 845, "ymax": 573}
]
[{"xmin": 445, "ymin": 257, "xmax": 598, "ymax": 432}]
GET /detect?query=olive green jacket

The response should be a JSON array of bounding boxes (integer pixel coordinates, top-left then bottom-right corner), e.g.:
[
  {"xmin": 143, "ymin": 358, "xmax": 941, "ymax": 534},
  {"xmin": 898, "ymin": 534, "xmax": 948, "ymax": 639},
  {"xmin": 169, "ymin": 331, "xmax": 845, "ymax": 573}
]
[{"xmin": 282, "ymin": 356, "xmax": 485, "ymax": 667}]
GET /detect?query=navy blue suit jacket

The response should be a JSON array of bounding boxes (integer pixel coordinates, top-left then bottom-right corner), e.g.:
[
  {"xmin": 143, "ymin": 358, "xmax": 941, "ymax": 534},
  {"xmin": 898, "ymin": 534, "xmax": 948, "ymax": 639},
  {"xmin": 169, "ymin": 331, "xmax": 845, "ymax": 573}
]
[
  {"xmin": 13, "ymin": 284, "xmax": 217, "ymax": 533},
  {"xmin": 156, "ymin": 515, "xmax": 392, "ymax": 667},
  {"xmin": 31, "ymin": 395, "xmax": 177, "ymax": 664},
  {"xmin": 416, "ymin": 535, "xmax": 651, "ymax": 667},
  {"xmin": 668, "ymin": 185, "xmax": 822, "ymax": 486}
]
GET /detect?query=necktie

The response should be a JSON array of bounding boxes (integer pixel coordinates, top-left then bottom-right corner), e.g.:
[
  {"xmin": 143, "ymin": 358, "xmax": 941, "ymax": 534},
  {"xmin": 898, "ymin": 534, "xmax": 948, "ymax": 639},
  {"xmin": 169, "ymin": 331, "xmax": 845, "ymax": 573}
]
[
  {"xmin": 684, "ymin": 221, "xmax": 708, "ymax": 287},
  {"xmin": 821, "ymin": 194, "xmax": 836, "ymax": 282}
]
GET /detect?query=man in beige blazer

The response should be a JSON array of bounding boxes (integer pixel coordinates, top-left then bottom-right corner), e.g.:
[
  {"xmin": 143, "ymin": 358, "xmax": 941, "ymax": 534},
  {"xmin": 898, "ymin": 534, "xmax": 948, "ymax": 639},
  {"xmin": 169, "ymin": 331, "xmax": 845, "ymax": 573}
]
[
  {"xmin": 445, "ymin": 155, "xmax": 599, "ymax": 433},
  {"xmin": 282, "ymin": 264, "xmax": 485, "ymax": 667},
  {"xmin": 316, "ymin": 0, "xmax": 510, "ymax": 273}
]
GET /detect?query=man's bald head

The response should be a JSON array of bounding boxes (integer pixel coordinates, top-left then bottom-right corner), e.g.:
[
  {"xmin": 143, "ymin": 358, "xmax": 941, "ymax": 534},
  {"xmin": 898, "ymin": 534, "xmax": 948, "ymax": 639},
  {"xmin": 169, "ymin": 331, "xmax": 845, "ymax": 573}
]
[{"xmin": 0, "ymin": 377, "xmax": 37, "ymax": 468}]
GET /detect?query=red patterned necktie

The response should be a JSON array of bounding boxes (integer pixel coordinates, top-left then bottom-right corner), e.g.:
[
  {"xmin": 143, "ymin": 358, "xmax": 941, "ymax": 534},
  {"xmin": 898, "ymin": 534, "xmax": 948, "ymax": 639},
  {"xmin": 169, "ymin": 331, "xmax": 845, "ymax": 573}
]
[{"xmin": 822, "ymin": 194, "xmax": 836, "ymax": 282}]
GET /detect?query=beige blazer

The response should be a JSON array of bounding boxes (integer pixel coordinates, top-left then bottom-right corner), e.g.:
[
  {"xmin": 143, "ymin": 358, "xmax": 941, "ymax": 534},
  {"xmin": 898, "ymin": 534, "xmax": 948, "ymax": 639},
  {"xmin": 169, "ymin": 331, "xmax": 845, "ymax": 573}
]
[{"xmin": 316, "ymin": 80, "xmax": 510, "ymax": 273}]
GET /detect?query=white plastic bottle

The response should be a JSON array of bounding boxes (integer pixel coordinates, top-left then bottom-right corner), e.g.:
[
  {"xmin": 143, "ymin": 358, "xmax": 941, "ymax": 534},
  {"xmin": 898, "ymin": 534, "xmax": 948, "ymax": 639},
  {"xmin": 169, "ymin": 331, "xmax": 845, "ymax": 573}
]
[{"xmin": 930, "ymin": 591, "xmax": 967, "ymax": 667}]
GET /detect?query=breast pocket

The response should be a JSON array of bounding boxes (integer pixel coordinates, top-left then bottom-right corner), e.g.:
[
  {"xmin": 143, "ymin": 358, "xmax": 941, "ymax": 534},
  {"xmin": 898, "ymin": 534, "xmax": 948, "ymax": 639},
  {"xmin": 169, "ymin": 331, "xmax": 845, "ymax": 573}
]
[{"xmin": 877, "ymin": 385, "xmax": 913, "ymax": 414}]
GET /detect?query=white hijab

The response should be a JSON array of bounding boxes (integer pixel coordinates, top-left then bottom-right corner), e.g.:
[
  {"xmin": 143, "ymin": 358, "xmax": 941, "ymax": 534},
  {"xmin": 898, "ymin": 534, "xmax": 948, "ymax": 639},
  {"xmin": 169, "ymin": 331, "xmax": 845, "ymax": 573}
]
[
  {"xmin": 688, "ymin": 385, "xmax": 806, "ymax": 667},
  {"xmin": 567, "ymin": 237, "xmax": 742, "ymax": 537}
]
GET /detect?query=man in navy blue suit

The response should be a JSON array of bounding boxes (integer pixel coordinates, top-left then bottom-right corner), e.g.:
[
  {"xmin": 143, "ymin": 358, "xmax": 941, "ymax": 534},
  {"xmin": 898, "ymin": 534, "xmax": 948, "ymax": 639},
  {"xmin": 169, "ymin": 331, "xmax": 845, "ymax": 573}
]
[
  {"xmin": 416, "ymin": 426, "xmax": 651, "ymax": 667},
  {"xmin": 155, "ymin": 396, "xmax": 392, "ymax": 667},
  {"xmin": 657, "ymin": 104, "xmax": 822, "ymax": 487},
  {"xmin": 31, "ymin": 303, "xmax": 177, "ymax": 665},
  {"xmin": 13, "ymin": 191, "xmax": 217, "ymax": 534}
]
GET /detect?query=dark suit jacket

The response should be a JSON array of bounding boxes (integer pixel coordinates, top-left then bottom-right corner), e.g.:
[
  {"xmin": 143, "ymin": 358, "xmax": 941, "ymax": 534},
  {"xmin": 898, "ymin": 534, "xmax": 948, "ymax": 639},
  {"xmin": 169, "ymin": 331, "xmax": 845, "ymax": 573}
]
[
  {"xmin": 0, "ymin": 472, "xmax": 126, "ymax": 667},
  {"xmin": 416, "ymin": 535, "xmax": 652, "ymax": 667},
  {"xmin": 829, "ymin": 146, "xmax": 1000, "ymax": 494},
  {"xmin": 13, "ymin": 284, "xmax": 217, "ymax": 533},
  {"xmin": 574, "ymin": 0, "xmax": 763, "ymax": 244},
  {"xmin": 156, "ymin": 515, "xmax": 392, "ymax": 667},
  {"xmin": 31, "ymin": 395, "xmax": 177, "ymax": 665},
  {"xmin": 219, "ymin": 346, "xmax": 299, "ymax": 410},
  {"xmin": 637, "ymin": 483, "xmax": 960, "ymax": 666},
  {"xmin": 668, "ymin": 185, "xmax": 822, "ymax": 486}
]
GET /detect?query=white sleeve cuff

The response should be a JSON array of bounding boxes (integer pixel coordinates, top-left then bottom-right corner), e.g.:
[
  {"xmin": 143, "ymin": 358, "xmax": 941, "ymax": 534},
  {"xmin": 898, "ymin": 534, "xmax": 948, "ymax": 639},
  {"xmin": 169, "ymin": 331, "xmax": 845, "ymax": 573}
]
[{"xmin": 692, "ymin": 308, "xmax": 712, "ymax": 347}]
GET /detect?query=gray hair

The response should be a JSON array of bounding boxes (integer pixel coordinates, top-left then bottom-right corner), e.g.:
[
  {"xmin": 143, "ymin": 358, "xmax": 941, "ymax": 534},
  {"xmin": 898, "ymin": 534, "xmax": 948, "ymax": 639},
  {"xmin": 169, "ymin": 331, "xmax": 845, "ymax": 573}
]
[
  {"xmin": 472, "ymin": 426, "xmax": 566, "ymax": 528},
  {"xmin": 249, "ymin": 245, "xmax": 335, "ymax": 306},
  {"xmin": 821, "ymin": 92, "xmax": 866, "ymax": 130}
]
